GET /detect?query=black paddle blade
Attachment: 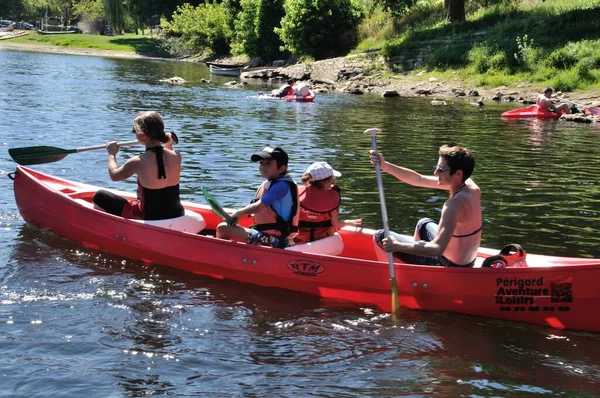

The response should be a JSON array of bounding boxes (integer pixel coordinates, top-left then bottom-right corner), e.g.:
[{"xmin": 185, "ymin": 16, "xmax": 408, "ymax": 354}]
[
  {"xmin": 8, "ymin": 146, "xmax": 73, "ymax": 165},
  {"xmin": 201, "ymin": 186, "xmax": 235, "ymax": 225}
]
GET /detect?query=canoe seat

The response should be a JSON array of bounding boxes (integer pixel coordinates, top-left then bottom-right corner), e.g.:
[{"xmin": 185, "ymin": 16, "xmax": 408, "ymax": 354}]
[
  {"xmin": 133, "ymin": 210, "xmax": 207, "ymax": 234},
  {"xmin": 286, "ymin": 233, "xmax": 344, "ymax": 256},
  {"xmin": 73, "ymin": 198, "xmax": 207, "ymax": 233}
]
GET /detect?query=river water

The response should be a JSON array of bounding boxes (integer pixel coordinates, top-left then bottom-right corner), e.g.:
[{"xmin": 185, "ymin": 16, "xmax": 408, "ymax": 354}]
[{"xmin": 1, "ymin": 49, "xmax": 599, "ymax": 397}]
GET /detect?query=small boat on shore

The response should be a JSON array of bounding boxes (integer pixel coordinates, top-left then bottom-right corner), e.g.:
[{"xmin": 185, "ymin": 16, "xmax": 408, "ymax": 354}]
[
  {"xmin": 207, "ymin": 62, "xmax": 243, "ymax": 77},
  {"xmin": 10, "ymin": 165, "xmax": 600, "ymax": 333},
  {"xmin": 0, "ymin": 30, "xmax": 28, "ymax": 40},
  {"xmin": 37, "ymin": 29, "xmax": 80, "ymax": 35}
]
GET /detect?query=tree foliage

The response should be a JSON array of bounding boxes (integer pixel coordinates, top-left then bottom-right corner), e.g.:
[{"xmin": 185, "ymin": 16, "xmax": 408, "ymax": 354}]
[
  {"xmin": 276, "ymin": 0, "xmax": 363, "ymax": 60},
  {"xmin": 231, "ymin": 0, "xmax": 285, "ymax": 61},
  {"xmin": 161, "ymin": 2, "xmax": 232, "ymax": 55},
  {"xmin": 380, "ymin": 0, "xmax": 415, "ymax": 17}
]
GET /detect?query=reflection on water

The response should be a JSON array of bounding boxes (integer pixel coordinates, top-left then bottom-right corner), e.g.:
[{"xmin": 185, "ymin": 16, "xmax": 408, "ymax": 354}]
[{"xmin": 1, "ymin": 49, "xmax": 600, "ymax": 396}]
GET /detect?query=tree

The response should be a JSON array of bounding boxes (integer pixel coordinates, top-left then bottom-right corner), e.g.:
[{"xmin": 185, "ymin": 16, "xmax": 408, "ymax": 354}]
[
  {"xmin": 445, "ymin": 0, "xmax": 465, "ymax": 23},
  {"xmin": 232, "ymin": 0, "xmax": 285, "ymax": 61},
  {"xmin": 277, "ymin": 0, "xmax": 363, "ymax": 60},
  {"xmin": 104, "ymin": 0, "xmax": 124, "ymax": 33}
]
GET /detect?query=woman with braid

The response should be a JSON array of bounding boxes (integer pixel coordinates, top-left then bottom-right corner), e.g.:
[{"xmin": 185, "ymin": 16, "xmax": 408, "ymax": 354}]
[{"xmin": 92, "ymin": 111, "xmax": 184, "ymax": 220}]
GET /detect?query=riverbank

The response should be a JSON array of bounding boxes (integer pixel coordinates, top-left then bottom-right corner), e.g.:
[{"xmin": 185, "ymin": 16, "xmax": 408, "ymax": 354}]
[
  {"xmin": 0, "ymin": 41, "xmax": 165, "ymax": 60},
  {"xmin": 2, "ymin": 40, "xmax": 599, "ymax": 109}
]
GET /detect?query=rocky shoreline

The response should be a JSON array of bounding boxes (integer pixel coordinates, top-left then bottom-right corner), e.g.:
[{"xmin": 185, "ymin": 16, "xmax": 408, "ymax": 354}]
[
  {"xmin": 3, "ymin": 42, "xmax": 598, "ymax": 122},
  {"xmin": 242, "ymin": 54, "xmax": 600, "ymax": 109}
]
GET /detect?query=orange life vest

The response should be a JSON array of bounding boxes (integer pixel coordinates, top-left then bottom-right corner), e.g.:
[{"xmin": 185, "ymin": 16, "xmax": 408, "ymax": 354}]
[
  {"xmin": 296, "ymin": 185, "xmax": 341, "ymax": 244},
  {"xmin": 252, "ymin": 177, "xmax": 299, "ymax": 246}
]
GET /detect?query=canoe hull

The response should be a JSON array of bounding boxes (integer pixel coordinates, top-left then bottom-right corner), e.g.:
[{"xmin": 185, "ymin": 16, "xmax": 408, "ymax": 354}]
[
  {"xmin": 260, "ymin": 89, "xmax": 316, "ymax": 102},
  {"xmin": 209, "ymin": 64, "xmax": 241, "ymax": 77},
  {"xmin": 37, "ymin": 30, "xmax": 80, "ymax": 35},
  {"xmin": 11, "ymin": 166, "xmax": 600, "ymax": 332},
  {"xmin": 502, "ymin": 105, "xmax": 562, "ymax": 119}
]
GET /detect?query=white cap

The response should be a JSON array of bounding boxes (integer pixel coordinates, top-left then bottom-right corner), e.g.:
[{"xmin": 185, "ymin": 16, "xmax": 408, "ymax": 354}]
[{"xmin": 305, "ymin": 161, "xmax": 341, "ymax": 181}]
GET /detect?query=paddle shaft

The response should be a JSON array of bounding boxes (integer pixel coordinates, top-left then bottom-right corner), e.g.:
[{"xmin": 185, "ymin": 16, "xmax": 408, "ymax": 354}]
[
  {"xmin": 370, "ymin": 136, "xmax": 397, "ymax": 277},
  {"xmin": 368, "ymin": 132, "xmax": 401, "ymax": 316},
  {"xmin": 558, "ymin": 98, "xmax": 583, "ymax": 107},
  {"xmin": 76, "ymin": 141, "xmax": 139, "ymax": 153},
  {"xmin": 557, "ymin": 98, "xmax": 600, "ymax": 115},
  {"xmin": 9, "ymin": 132, "xmax": 179, "ymax": 166}
]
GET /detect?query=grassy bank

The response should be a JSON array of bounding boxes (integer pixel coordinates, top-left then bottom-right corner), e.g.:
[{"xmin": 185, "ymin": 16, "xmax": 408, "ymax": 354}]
[
  {"xmin": 7, "ymin": 31, "xmax": 170, "ymax": 57},
  {"xmin": 357, "ymin": 0, "xmax": 600, "ymax": 92}
]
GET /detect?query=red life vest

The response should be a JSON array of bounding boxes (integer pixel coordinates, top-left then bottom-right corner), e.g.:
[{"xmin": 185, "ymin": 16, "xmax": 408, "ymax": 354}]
[
  {"xmin": 296, "ymin": 185, "xmax": 341, "ymax": 244},
  {"xmin": 252, "ymin": 177, "xmax": 299, "ymax": 245}
]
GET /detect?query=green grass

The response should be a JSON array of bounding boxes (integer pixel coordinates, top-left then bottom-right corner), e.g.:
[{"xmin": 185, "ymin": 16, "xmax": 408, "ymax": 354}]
[
  {"xmin": 357, "ymin": 0, "xmax": 600, "ymax": 92},
  {"xmin": 7, "ymin": 31, "xmax": 170, "ymax": 57}
]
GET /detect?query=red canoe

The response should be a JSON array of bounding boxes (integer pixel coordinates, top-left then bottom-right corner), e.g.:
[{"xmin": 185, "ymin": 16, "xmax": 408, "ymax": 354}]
[
  {"xmin": 501, "ymin": 105, "xmax": 563, "ymax": 119},
  {"xmin": 258, "ymin": 88, "xmax": 315, "ymax": 102},
  {"xmin": 584, "ymin": 106, "xmax": 600, "ymax": 116},
  {"xmin": 11, "ymin": 166, "xmax": 600, "ymax": 333}
]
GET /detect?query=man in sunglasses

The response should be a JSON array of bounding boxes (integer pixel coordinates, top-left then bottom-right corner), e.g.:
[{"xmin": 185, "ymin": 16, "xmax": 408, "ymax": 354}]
[{"xmin": 369, "ymin": 145, "xmax": 482, "ymax": 267}]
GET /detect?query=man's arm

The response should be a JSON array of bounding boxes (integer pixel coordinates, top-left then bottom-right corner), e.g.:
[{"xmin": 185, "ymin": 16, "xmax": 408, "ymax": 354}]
[{"xmin": 371, "ymin": 150, "xmax": 440, "ymax": 190}]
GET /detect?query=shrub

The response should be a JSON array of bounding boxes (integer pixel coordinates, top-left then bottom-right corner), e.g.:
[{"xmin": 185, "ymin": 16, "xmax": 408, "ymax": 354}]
[
  {"xmin": 576, "ymin": 58, "xmax": 598, "ymax": 84},
  {"xmin": 552, "ymin": 70, "xmax": 579, "ymax": 92},
  {"xmin": 468, "ymin": 43, "xmax": 494, "ymax": 73},
  {"xmin": 276, "ymin": 0, "xmax": 363, "ymax": 60},
  {"xmin": 161, "ymin": 3, "xmax": 232, "ymax": 56}
]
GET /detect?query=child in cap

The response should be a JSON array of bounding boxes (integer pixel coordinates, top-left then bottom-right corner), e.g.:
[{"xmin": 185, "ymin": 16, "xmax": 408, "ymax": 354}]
[
  {"xmin": 216, "ymin": 146, "xmax": 299, "ymax": 248},
  {"xmin": 295, "ymin": 162, "xmax": 361, "ymax": 245}
]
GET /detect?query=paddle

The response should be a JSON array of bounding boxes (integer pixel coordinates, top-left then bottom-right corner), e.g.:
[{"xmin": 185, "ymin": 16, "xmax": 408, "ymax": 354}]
[
  {"xmin": 364, "ymin": 127, "xmax": 401, "ymax": 317},
  {"xmin": 201, "ymin": 186, "xmax": 235, "ymax": 225},
  {"xmin": 559, "ymin": 98, "xmax": 600, "ymax": 115},
  {"xmin": 9, "ymin": 141, "xmax": 139, "ymax": 166},
  {"xmin": 9, "ymin": 132, "xmax": 179, "ymax": 166}
]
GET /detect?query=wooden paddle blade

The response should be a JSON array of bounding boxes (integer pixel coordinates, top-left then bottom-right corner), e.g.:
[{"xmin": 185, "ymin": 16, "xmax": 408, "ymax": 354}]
[
  {"xmin": 201, "ymin": 187, "xmax": 235, "ymax": 225},
  {"xmin": 8, "ymin": 146, "xmax": 74, "ymax": 165}
]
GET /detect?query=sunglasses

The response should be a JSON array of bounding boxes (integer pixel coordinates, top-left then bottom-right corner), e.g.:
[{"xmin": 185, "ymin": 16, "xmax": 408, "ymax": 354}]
[{"xmin": 433, "ymin": 164, "xmax": 450, "ymax": 173}]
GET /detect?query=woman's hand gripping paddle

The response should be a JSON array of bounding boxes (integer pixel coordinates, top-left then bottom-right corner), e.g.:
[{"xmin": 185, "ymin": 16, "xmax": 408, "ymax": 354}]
[
  {"xmin": 201, "ymin": 187, "xmax": 235, "ymax": 226},
  {"xmin": 364, "ymin": 127, "xmax": 401, "ymax": 318}
]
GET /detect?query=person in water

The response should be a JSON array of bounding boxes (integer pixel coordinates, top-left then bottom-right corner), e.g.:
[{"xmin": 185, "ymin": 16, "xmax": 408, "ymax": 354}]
[
  {"xmin": 295, "ymin": 161, "xmax": 361, "ymax": 244},
  {"xmin": 536, "ymin": 87, "xmax": 571, "ymax": 115},
  {"xmin": 369, "ymin": 145, "xmax": 482, "ymax": 267},
  {"xmin": 92, "ymin": 111, "xmax": 184, "ymax": 220},
  {"xmin": 216, "ymin": 146, "xmax": 299, "ymax": 248},
  {"xmin": 275, "ymin": 79, "xmax": 296, "ymax": 97}
]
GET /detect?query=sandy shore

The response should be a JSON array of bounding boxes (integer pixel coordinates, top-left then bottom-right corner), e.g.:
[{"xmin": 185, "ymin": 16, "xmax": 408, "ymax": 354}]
[
  {"xmin": 0, "ymin": 42, "xmax": 164, "ymax": 60},
  {"xmin": 2, "ymin": 41, "xmax": 599, "ymax": 107}
]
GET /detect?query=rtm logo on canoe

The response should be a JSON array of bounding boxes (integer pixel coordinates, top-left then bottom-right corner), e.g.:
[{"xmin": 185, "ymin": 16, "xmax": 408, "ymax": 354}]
[
  {"xmin": 495, "ymin": 277, "xmax": 548, "ymax": 304},
  {"xmin": 288, "ymin": 260, "xmax": 325, "ymax": 276}
]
